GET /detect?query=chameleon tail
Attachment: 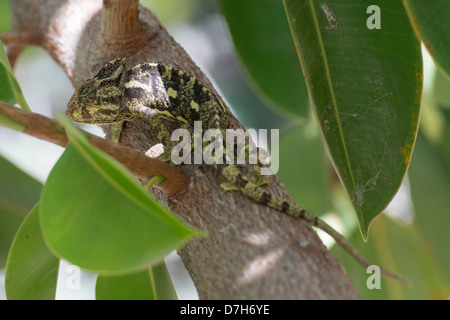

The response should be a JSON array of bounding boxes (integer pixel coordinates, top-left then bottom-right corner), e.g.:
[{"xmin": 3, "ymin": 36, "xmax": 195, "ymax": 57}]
[{"xmin": 220, "ymin": 164, "xmax": 411, "ymax": 286}]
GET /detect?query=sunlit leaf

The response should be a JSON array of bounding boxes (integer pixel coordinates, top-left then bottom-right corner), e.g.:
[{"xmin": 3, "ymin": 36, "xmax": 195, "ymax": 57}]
[
  {"xmin": 220, "ymin": 0, "xmax": 309, "ymax": 118},
  {"xmin": 0, "ymin": 40, "xmax": 30, "ymax": 111},
  {"xmin": 40, "ymin": 116, "xmax": 200, "ymax": 274}
]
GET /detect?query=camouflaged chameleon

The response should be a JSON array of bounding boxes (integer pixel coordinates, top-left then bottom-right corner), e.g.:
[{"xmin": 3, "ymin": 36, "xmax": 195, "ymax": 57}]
[{"xmin": 66, "ymin": 58, "xmax": 409, "ymax": 284}]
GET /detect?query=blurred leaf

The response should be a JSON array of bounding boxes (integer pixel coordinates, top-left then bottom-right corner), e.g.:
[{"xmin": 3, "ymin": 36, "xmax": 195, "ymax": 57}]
[
  {"xmin": 140, "ymin": 0, "xmax": 215, "ymax": 24},
  {"xmin": 277, "ymin": 122, "xmax": 328, "ymax": 215},
  {"xmin": 0, "ymin": 154, "xmax": 42, "ymax": 268},
  {"xmin": 403, "ymin": 0, "xmax": 450, "ymax": 79},
  {"xmin": 433, "ymin": 68, "xmax": 450, "ymax": 110},
  {"xmin": 0, "ymin": 40, "xmax": 30, "ymax": 111},
  {"xmin": 219, "ymin": 0, "xmax": 309, "ymax": 118},
  {"xmin": 96, "ymin": 262, "xmax": 177, "ymax": 300},
  {"xmin": 5, "ymin": 204, "xmax": 60, "ymax": 300},
  {"xmin": 39, "ymin": 116, "xmax": 201, "ymax": 274},
  {"xmin": 283, "ymin": 0, "xmax": 422, "ymax": 239},
  {"xmin": 408, "ymin": 132, "xmax": 450, "ymax": 278},
  {"xmin": 331, "ymin": 214, "xmax": 450, "ymax": 299},
  {"xmin": 0, "ymin": 0, "xmax": 11, "ymax": 32}
]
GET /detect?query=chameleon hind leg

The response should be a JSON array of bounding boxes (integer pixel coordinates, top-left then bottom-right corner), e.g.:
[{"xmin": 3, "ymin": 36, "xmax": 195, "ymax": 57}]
[
  {"xmin": 246, "ymin": 164, "xmax": 270, "ymax": 186},
  {"xmin": 220, "ymin": 140, "xmax": 269, "ymax": 191}
]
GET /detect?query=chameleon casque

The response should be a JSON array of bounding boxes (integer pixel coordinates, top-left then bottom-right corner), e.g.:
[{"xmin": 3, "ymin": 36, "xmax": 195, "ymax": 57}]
[{"xmin": 66, "ymin": 57, "xmax": 408, "ymax": 284}]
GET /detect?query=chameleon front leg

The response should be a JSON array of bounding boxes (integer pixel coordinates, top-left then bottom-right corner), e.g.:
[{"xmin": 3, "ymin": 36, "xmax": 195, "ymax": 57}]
[{"xmin": 109, "ymin": 121, "xmax": 125, "ymax": 143}]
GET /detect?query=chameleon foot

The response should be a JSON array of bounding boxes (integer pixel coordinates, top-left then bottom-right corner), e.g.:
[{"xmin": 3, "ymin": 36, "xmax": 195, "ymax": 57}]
[{"xmin": 220, "ymin": 181, "xmax": 240, "ymax": 192}]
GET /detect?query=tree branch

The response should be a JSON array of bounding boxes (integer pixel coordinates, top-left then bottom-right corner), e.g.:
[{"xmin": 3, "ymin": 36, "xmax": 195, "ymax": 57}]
[
  {"xmin": 5, "ymin": 0, "xmax": 360, "ymax": 299},
  {"xmin": 0, "ymin": 101, "xmax": 188, "ymax": 196}
]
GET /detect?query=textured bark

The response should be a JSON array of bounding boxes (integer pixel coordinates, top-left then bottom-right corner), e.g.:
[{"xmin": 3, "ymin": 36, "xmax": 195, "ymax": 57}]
[{"xmin": 5, "ymin": 0, "xmax": 360, "ymax": 299}]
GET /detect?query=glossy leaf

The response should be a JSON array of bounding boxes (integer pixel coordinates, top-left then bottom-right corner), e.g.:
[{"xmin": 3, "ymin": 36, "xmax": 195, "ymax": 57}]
[
  {"xmin": 283, "ymin": 0, "xmax": 422, "ymax": 239},
  {"xmin": 219, "ymin": 0, "xmax": 309, "ymax": 118},
  {"xmin": 96, "ymin": 262, "xmax": 177, "ymax": 300},
  {"xmin": 40, "ymin": 116, "xmax": 200, "ymax": 274},
  {"xmin": 0, "ymin": 40, "xmax": 30, "ymax": 111},
  {"xmin": 5, "ymin": 204, "xmax": 60, "ymax": 300},
  {"xmin": 0, "ymin": 154, "xmax": 42, "ymax": 267},
  {"xmin": 403, "ymin": 0, "xmax": 450, "ymax": 79}
]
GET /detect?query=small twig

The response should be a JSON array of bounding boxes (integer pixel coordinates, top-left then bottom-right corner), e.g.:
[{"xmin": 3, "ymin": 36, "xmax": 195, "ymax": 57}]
[
  {"xmin": 0, "ymin": 31, "xmax": 44, "ymax": 47},
  {"xmin": 100, "ymin": 0, "xmax": 144, "ymax": 55},
  {"xmin": 0, "ymin": 101, "xmax": 189, "ymax": 196}
]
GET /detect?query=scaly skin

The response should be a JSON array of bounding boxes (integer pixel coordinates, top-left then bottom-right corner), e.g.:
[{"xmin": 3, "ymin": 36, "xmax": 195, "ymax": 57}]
[{"xmin": 66, "ymin": 58, "xmax": 410, "ymax": 285}]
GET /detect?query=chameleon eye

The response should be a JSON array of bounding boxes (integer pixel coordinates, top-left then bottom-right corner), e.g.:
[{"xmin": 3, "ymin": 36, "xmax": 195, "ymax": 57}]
[{"xmin": 95, "ymin": 58, "xmax": 126, "ymax": 80}]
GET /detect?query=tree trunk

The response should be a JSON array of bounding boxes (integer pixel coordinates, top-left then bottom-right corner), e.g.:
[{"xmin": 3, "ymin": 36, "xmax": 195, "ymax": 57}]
[{"xmin": 6, "ymin": 0, "xmax": 360, "ymax": 299}]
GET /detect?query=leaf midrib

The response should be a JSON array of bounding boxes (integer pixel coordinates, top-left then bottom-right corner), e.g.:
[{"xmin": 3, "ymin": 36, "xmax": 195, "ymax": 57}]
[{"xmin": 308, "ymin": 1, "xmax": 359, "ymax": 214}]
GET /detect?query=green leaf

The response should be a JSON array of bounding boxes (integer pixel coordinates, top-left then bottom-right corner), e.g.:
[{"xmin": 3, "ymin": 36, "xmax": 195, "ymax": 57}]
[
  {"xmin": 5, "ymin": 204, "xmax": 60, "ymax": 300},
  {"xmin": 0, "ymin": 0, "xmax": 11, "ymax": 33},
  {"xmin": 283, "ymin": 0, "xmax": 422, "ymax": 239},
  {"xmin": 96, "ymin": 262, "xmax": 177, "ymax": 300},
  {"xmin": 0, "ymin": 154, "xmax": 42, "ymax": 268},
  {"xmin": 403, "ymin": 0, "xmax": 450, "ymax": 79},
  {"xmin": 0, "ymin": 40, "xmax": 30, "ymax": 111},
  {"xmin": 219, "ymin": 0, "xmax": 308, "ymax": 118},
  {"xmin": 433, "ymin": 67, "xmax": 450, "ymax": 110},
  {"xmin": 40, "ymin": 116, "xmax": 201, "ymax": 274},
  {"xmin": 409, "ymin": 132, "xmax": 450, "ymax": 278}
]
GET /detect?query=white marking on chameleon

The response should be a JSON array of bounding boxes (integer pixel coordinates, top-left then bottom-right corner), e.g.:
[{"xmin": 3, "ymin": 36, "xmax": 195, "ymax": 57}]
[{"xmin": 124, "ymin": 80, "xmax": 153, "ymax": 92}]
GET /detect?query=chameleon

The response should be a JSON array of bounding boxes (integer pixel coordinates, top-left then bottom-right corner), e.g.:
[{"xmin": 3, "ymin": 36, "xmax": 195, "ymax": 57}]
[{"xmin": 66, "ymin": 57, "xmax": 410, "ymax": 285}]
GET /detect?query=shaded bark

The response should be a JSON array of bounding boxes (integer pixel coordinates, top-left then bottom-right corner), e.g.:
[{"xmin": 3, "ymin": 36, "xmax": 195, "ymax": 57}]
[{"xmin": 4, "ymin": 0, "xmax": 360, "ymax": 299}]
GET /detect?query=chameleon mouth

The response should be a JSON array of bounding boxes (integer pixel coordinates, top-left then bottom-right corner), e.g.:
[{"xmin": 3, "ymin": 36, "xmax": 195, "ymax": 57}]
[{"xmin": 65, "ymin": 102, "xmax": 99, "ymax": 124}]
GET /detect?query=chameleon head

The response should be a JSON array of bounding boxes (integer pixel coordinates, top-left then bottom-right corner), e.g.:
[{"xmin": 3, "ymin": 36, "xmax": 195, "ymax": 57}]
[{"xmin": 66, "ymin": 58, "xmax": 134, "ymax": 124}]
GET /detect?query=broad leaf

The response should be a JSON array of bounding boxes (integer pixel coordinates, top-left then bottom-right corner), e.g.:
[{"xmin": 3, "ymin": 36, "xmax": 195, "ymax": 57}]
[
  {"xmin": 220, "ymin": 0, "xmax": 309, "ymax": 118},
  {"xmin": 0, "ymin": 40, "xmax": 30, "ymax": 111},
  {"xmin": 40, "ymin": 116, "xmax": 200, "ymax": 274},
  {"xmin": 403, "ymin": 0, "xmax": 450, "ymax": 79},
  {"xmin": 283, "ymin": 0, "xmax": 422, "ymax": 239},
  {"xmin": 5, "ymin": 204, "xmax": 60, "ymax": 300}
]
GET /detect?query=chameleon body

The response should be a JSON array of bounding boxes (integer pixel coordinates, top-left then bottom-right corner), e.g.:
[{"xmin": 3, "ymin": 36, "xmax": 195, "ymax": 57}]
[{"xmin": 66, "ymin": 58, "xmax": 409, "ymax": 284}]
